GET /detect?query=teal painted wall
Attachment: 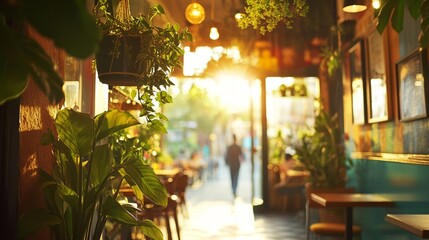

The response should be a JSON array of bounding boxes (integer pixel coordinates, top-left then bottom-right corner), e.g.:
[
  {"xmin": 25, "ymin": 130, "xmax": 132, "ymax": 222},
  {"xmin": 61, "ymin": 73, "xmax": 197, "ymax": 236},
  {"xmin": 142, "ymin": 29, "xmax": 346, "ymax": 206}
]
[{"xmin": 347, "ymin": 159, "xmax": 429, "ymax": 240}]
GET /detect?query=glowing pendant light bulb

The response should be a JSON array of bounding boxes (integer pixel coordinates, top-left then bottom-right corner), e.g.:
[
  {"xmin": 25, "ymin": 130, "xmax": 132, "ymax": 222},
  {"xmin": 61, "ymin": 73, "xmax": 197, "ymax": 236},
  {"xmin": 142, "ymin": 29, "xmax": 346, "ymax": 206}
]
[
  {"xmin": 372, "ymin": 0, "xmax": 381, "ymax": 9},
  {"xmin": 209, "ymin": 27, "xmax": 219, "ymax": 40},
  {"xmin": 209, "ymin": 0, "xmax": 219, "ymax": 40},
  {"xmin": 185, "ymin": 2, "xmax": 206, "ymax": 24},
  {"xmin": 343, "ymin": 0, "xmax": 367, "ymax": 13}
]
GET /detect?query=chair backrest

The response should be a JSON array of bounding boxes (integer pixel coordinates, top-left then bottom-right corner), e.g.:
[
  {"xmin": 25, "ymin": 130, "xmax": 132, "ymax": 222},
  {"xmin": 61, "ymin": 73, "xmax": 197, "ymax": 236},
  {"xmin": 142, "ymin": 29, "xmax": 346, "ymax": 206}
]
[
  {"xmin": 157, "ymin": 176, "xmax": 175, "ymax": 196},
  {"xmin": 174, "ymin": 172, "xmax": 189, "ymax": 194}
]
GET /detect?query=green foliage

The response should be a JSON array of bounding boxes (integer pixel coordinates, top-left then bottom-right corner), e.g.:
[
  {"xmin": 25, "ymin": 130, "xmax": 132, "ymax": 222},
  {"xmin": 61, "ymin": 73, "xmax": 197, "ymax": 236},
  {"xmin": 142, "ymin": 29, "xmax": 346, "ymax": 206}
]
[
  {"xmin": 110, "ymin": 120, "xmax": 168, "ymax": 166},
  {"xmin": 295, "ymin": 109, "xmax": 351, "ymax": 189},
  {"xmin": 19, "ymin": 108, "xmax": 167, "ymax": 240},
  {"xmin": 377, "ymin": 0, "xmax": 428, "ymax": 48},
  {"xmin": 269, "ymin": 130, "xmax": 286, "ymax": 165},
  {"xmin": 237, "ymin": 0, "xmax": 309, "ymax": 34},
  {"xmin": 0, "ymin": 0, "xmax": 101, "ymax": 105},
  {"xmin": 94, "ymin": 0, "xmax": 192, "ymax": 122},
  {"xmin": 321, "ymin": 47, "xmax": 343, "ymax": 77}
]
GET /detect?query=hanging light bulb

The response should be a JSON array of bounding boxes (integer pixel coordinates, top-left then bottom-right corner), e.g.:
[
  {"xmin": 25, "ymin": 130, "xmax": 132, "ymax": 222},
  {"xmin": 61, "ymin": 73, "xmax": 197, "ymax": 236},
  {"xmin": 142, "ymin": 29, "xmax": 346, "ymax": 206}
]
[
  {"xmin": 185, "ymin": 2, "xmax": 205, "ymax": 24},
  {"xmin": 209, "ymin": 27, "xmax": 219, "ymax": 40},
  {"xmin": 235, "ymin": 12, "xmax": 244, "ymax": 20},
  {"xmin": 372, "ymin": 0, "xmax": 381, "ymax": 9},
  {"xmin": 209, "ymin": 0, "xmax": 219, "ymax": 40},
  {"xmin": 343, "ymin": 0, "xmax": 367, "ymax": 13}
]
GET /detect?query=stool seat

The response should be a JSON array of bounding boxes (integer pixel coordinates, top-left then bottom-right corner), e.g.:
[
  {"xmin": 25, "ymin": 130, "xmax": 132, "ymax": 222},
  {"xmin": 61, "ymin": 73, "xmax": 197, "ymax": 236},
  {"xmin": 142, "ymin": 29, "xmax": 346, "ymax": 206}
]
[{"xmin": 310, "ymin": 222, "xmax": 361, "ymax": 235}]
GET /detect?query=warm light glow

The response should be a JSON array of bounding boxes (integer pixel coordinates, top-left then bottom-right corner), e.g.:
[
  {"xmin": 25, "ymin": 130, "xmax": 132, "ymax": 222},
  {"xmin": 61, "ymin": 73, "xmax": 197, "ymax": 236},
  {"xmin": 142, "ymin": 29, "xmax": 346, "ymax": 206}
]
[
  {"xmin": 372, "ymin": 0, "xmax": 381, "ymax": 9},
  {"xmin": 415, "ymin": 73, "xmax": 424, "ymax": 86},
  {"xmin": 284, "ymin": 77, "xmax": 295, "ymax": 87},
  {"xmin": 209, "ymin": 27, "xmax": 220, "ymax": 40},
  {"xmin": 234, "ymin": 12, "xmax": 244, "ymax": 20},
  {"xmin": 19, "ymin": 106, "xmax": 42, "ymax": 131},
  {"xmin": 209, "ymin": 133, "xmax": 217, "ymax": 141},
  {"xmin": 343, "ymin": 4, "xmax": 367, "ymax": 13},
  {"xmin": 215, "ymin": 74, "xmax": 250, "ymax": 113},
  {"xmin": 183, "ymin": 46, "xmax": 215, "ymax": 76},
  {"xmin": 185, "ymin": 2, "xmax": 205, "ymax": 24}
]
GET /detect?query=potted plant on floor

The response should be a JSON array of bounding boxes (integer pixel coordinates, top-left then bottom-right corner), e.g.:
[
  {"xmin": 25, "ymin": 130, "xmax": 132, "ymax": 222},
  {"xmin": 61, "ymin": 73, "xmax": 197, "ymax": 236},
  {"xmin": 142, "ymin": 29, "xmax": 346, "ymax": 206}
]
[
  {"xmin": 295, "ymin": 108, "xmax": 352, "ymax": 224},
  {"xmin": 295, "ymin": 108, "xmax": 350, "ymax": 190},
  {"xmin": 18, "ymin": 108, "xmax": 168, "ymax": 240},
  {"xmin": 94, "ymin": 0, "xmax": 192, "ymax": 120}
]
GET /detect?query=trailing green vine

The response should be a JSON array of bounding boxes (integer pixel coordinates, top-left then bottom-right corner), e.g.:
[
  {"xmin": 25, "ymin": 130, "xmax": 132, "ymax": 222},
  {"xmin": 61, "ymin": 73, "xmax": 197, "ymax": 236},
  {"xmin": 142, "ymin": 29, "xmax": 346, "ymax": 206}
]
[{"xmin": 237, "ymin": 0, "xmax": 309, "ymax": 34}]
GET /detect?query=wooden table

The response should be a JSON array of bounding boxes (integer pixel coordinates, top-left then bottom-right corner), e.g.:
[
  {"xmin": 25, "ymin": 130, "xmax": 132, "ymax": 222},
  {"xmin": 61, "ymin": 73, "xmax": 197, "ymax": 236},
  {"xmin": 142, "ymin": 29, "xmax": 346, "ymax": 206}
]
[
  {"xmin": 385, "ymin": 214, "xmax": 429, "ymax": 238},
  {"xmin": 311, "ymin": 193, "xmax": 394, "ymax": 240}
]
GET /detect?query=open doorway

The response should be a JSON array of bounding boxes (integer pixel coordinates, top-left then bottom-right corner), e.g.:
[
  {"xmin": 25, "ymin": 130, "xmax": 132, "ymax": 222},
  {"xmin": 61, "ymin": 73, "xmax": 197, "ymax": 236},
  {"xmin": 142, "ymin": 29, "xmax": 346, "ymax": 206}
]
[{"xmin": 163, "ymin": 72, "xmax": 263, "ymax": 205}]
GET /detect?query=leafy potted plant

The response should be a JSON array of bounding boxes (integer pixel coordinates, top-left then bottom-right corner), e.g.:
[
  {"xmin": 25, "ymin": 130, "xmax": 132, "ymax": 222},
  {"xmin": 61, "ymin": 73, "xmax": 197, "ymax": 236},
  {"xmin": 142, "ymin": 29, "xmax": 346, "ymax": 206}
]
[
  {"xmin": 18, "ymin": 108, "xmax": 168, "ymax": 240},
  {"xmin": 93, "ymin": 0, "xmax": 192, "ymax": 120},
  {"xmin": 294, "ymin": 108, "xmax": 352, "ymax": 224},
  {"xmin": 295, "ymin": 108, "xmax": 350, "ymax": 190}
]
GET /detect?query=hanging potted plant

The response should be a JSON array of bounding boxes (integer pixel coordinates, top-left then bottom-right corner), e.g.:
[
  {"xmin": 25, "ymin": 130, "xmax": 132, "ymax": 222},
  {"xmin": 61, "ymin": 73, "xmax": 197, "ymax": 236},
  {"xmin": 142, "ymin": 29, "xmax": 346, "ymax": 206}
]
[{"xmin": 94, "ymin": 0, "xmax": 192, "ymax": 120}]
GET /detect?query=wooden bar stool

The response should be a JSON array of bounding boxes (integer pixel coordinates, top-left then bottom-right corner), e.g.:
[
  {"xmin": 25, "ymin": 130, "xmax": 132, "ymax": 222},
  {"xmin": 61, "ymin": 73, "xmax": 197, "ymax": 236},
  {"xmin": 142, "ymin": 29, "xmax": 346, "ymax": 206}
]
[{"xmin": 306, "ymin": 188, "xmax": 361, "ymax": 240}]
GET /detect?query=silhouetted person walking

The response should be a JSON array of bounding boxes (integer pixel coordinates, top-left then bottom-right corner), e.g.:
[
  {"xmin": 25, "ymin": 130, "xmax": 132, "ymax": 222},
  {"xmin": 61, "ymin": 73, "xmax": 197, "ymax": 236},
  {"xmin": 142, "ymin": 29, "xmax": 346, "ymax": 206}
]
[{"xmin": 225, "ymin": 134, "xmax": 244, "ymax": 198}]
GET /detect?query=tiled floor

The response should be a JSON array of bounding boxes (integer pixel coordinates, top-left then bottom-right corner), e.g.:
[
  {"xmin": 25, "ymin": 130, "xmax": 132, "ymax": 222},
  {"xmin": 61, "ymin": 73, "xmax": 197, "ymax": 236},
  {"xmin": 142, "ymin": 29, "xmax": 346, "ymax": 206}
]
[{"xmin": 175, "ymin": 161, "xmax": 307, "ymax": 240}]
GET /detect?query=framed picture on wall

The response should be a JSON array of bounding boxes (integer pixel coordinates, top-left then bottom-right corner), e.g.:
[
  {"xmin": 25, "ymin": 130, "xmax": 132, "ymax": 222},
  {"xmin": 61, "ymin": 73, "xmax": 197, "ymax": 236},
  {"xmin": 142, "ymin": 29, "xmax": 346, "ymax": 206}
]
[
  {"xmin": 349, "ymin": 40, "xmax": 366, "ymax": 125},
  {"xmin": 366, "ymin": 30, "xmax": 389, "ymax": 123},
  {"xmin": 396, "ymin": 49, "xmax": 428, "ymax": 121}
]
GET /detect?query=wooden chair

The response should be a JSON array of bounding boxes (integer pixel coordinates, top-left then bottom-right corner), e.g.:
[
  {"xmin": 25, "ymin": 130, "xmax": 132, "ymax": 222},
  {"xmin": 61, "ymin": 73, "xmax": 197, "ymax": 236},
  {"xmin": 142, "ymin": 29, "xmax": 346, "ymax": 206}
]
[
  {"xmin": 306, "ymin": 187, "xmax": 361, "ymax": 240},
  {"xmin": 274, "ymin": 173, "xmax": 307, "ymax": 212},
  {"xmin": 139, "ymin": 177, "xmax": 181, "ymax": 240},
  {"xmin": 174, "ymin": 172, "xmax": 189, "ymax": 218}
]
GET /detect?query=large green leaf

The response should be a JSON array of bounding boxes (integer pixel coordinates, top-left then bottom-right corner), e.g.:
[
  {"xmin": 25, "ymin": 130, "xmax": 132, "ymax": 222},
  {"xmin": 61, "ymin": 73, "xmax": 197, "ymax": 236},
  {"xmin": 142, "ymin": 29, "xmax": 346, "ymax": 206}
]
[
  {"xmin": 406, "ymin": 0, "xmax": 421, "ymax": 19},
  {"xmin": 0, "ymin": 17, "xmax": 62, "ymax": 105},
  {"xmin": 391, "ymin": 0, "xmax": 405, "ymax": 32},
  {"xmin": 39, "ymin": 170, "xmax": 64, "ymax": 217},
  {"xmin": 102, "ymin": 195, "xmax": 140, "ymax": 225},
  {"xmin": 121, "ymin": 159, "xmax": 168, "ymax": 207},
  {"xmin": 54, "ymin": 147, "xmax": 79, "ymax": 190},
  {"xmin": 23, "ymin": 0, "xmax": 100, "ymax": 58},
  {"xmin": 377, "ymin": 0, "xmax": 398, "ymax": 34},
  {"xmin": 0, "ymin": 54, "xmax": 29, "ymax": 105},
  {"xmin": 102, "ymin": 196, "xmax": 163, "ymax": 240},
  {"xmin": 0, "ymin": 16, "xmax": 29, "ymax": 105},
  {"xmin": 23, "ymin": 37, "xmax": 64, "ymax": 104},
  {"xmin": 57, "ymin": 183, "xmax": 79, "ymax": 211},
  {"xmin": 55, "ymin": 108, "xmax": 94, "ymax": 156},
  {"xmin": 90, "ymin": 144, "xmax": 113, "ymax": 187},
  {"xmin": 0, "ymin": 0, "xmax": 100, "ymax": 105},
  {"xmin": 139, "ymin": 219, "xmax": 164, "ymax": 240},
  {"xmin": 94, "ymin": 110, "xmax": 140, "ymax": 141},
  {"xmin": 42, "ymin": 131, "xmax": 80, "ymax": 190},
  {"xmin": 18, "ymin": 209, "xmax": 60, "ymax": 240}
]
